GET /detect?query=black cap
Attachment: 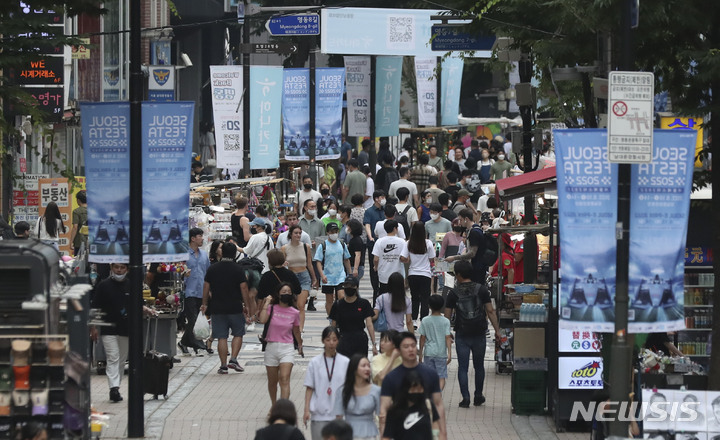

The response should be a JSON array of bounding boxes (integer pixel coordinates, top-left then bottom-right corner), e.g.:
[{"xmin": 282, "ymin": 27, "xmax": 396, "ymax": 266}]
[
  {"xmin": 326, "ymin": 222, "xmax": 340, "ymax": 232},
  {"xmin": 342, "ymin": 275, "xmax": 360, "ymax": 288}
]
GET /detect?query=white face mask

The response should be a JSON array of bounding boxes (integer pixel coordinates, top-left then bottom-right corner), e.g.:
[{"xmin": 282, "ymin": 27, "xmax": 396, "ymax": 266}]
[
  {"xmin": 328, "ymin": 209, "xmax": 337, "ymax": 216},
  {"xmin": 379, "ymin": 198, "xmax": 387, "ymax": 206},
  {"xmin": 308, "ymin": 209, "xmax": 317, "ymax": 217},
  {"xmin": 498, "ymin": 155, "xmax": 505, "ymax": 161},
  {"xmin": 111, "ymin": 272, "xmax": 127, "ymax": 282},
  {"xmin": 425, "ymin": 197, "xmax": 432, "ymax": 204},
  {"xmin": 328, "ymin": 233, "xmax": 339, "ymax": 241},
  {"xmin": 430, "ymin": 213, "xmax": 440, "ymax": 221}
]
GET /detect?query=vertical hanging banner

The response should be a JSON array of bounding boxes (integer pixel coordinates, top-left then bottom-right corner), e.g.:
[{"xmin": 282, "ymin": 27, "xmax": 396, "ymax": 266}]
[
  {"xmin": 344, "ymin": 56, "xmax": 371, "ymax": 137},
  {"xmin": 555, "ymin": 129, "xmax": 618, "ymax": 332},
  {"xmin": 628, "ymin": 130, "xmax": 696, "ymax": 333},
  {"xmin": 441, "ymin": 56, "xmax": 464, "ymax": 126},
  {"xmin": 375, "ymin": 56, "xmax": 403, "ymax": 137},
  {"xmin": 38, "ymin": 178, "xmax": 72, "ymax": 255},
  {"xmin": 282, "ymin": 68, "xmax": 310, "ymax": 161},
  {"xmin": 315, "ymin": 67, "xmax": 344, "ymax": 161},
  {"xmin": 210, "ymin": 66, "xmax": 244, "ymax": 168},
  {"xmin": 81, "ymin": 102, "xmax": 131, "ymax": 263},
  {"xmin": 414, "ymin": 57, "xmax": 437, "ymax": 126},
  {"xmin": 250, "ymin": 66, "xmax": 283, "ymax": 170},
  {"xmin": 141, "ymin": 102, "xmax": 194, "ymax": 263}
]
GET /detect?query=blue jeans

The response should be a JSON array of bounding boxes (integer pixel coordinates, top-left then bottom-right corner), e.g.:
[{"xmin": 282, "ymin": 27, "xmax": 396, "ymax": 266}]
[{"xmin": 455, "ymin": 333, "xmax": 487, "ymax": 400}]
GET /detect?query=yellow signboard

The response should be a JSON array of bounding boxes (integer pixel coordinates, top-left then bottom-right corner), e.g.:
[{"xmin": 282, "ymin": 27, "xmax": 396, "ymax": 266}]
[
  {"xmin": 71, "ymin": 38, "xmax": 91, "ymax": 59},
  {"xmin": 660, "ymin": 116, "xmax": 704, "ymax": 167}
]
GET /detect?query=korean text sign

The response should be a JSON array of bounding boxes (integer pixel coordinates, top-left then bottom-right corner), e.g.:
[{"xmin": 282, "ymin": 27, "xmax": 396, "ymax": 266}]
[
  {"xmin": 315, "ymin": 68, "xmax": 344, "ymax": 161},
  {"xmin": 210, "ymin": 66, "xmax": 244, "ymax": 168},
  {"xmin": 414, "ymin": 57, "xmax": 436, "ymax": 126},
  {"xmin": 141, "ymin": 102, "xmax": 194, "ymax": 262},
  {"xmin": 344, "ymin": 56, "xmax": 371, "ymax": 137},
  {"xmin": 38, "ymin": 178, "xmax": 72, "ymax": 255},
  {"xmin": 375, "ymin": 56, "xmax": 402, "ymax": 137},
  {"xmin": 250, "ymin": 66, "xmax": 283, "ymax": 170}
]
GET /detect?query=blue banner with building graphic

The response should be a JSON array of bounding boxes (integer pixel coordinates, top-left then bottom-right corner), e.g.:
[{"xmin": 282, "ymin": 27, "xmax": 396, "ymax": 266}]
[
  {"xmin": 282, "ymin": 68, "xmax": 310, "ymax": 161},
  {"xmin": 315, "ymin": 68, "xmax": 344, "ymax": 161}
]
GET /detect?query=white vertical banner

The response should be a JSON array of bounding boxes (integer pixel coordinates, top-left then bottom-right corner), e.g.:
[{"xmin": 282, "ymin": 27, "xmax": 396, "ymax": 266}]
[
  {"xmin": 414, "ymin": 56, "xmax": 437, "ymax": 126},
  {"xmin": 210, "ymin": 65, "xmax": 244, "ymax": 168},
  {"xmin": 344, "ymin": 56, "xmax": 371, "ymax": 137}
]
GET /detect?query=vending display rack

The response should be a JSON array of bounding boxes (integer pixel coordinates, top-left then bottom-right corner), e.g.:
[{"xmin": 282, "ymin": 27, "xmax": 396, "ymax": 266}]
[{"xmin": 676, "ymin": 265, "xmax": 713, "ymax": 369}]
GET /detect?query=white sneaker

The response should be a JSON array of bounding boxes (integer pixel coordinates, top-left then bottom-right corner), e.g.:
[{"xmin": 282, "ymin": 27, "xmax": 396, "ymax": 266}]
[{"xmin": 246, "ymin": 322, "xmax": 256, "ymax": 332}]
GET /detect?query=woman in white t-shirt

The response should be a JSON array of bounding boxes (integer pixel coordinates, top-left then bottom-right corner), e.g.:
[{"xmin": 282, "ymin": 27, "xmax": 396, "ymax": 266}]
[
  {"xmin": 400, "ymin": 222, "xmax": 436, "ymax": 324},
  {"xmin": 35, "ymin": 202, "xmax": 66, "ymax": 251}
]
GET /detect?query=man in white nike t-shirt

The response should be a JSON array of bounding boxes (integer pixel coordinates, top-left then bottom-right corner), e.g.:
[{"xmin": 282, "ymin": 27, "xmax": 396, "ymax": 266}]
[{"xmin": 371, "ymin": 220, "xmax": 406, "ymax": 296}]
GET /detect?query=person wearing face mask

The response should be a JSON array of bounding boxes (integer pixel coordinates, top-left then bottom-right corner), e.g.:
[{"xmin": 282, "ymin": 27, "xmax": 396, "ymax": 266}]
[
  {"xmin": 415, "ymin": 190, "xmax": 433, "ymax": 224},
  {"xmin": 330, "ymin": 276, "xmax": 377, "ymax": 358},
  {"xmin": 300, "ymin": 199, "xmax": 327, "ymax": 250},
  {"xmin": 363, "ymin": 190, "xmax": 387, "ymax": 302},
  {"xmin": 489, "ymin": 150, "xmax": 513, "ymax": 181},
  {"xmin": 295, "ymin": 175, "xmax": 322, "ymax": 216},
  {"xmin": 91, "ymin": 263, "xmax": 157, "ymax": 402},
  {"xmin": 314, "ymin": 223, "xmax": 353, "ymax": 316},
  {"xmin": 477, "ymin": 144, "xmax": 494, "ymax": 184},
  {"xmin": 260, "ymin": 283, "xmax": 303, "ymax": 405},
  {"xmin": 321, "ymin": 201, "xmax": 342, "ymax": 230},
  {"xmin": 425, "ymin": 203, "xmax": 452, "ymax": 248},
  {"xmin": 342, "ymin": 159, "xmax": 367, "ymax": 205}
]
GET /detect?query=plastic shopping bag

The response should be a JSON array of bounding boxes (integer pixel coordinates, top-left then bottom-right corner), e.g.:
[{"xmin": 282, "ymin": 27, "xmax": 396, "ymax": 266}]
[{"xmin": 194, "ymin": 314, "xmax": 211, "ymax": 340}]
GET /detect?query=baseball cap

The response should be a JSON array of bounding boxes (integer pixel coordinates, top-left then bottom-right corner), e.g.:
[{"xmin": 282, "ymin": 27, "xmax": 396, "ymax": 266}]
[
  {"xmin": 326, "ymin": 222, "xmax": 340, "ymax": 233},
  {"xmin": 342, "ymin": 275, "xmax": 359, "ymax": 288},
  {"xmin": 248, "ymin": 217, "xmax": 267, "ymax": 227},
  {"xmin": 457, "ymin": 189, "xmax": 471, "ymax": 197}
]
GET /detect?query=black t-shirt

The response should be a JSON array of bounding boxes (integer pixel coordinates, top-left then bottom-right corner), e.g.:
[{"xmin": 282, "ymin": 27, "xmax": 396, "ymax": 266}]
[
  {"xmin": 348, "ymin": 236, "xmax": 366, "ymax": 268},
  {"xmin": 381, "ymin": 363, "xmax": 441, "ymax": 400},
  {"xmin": 440, "ymin": 208, "xmax": 457, "ymax": 222},
  {"xmin": 92, "ymin": 278, "xmax": 140, "ymax": 336},
  {"xmin": 231, "ymin": 212, "xmax": 255, "ymax": 247},
  {"xmin": 445, "ymin": 281, "xmax": 492, "ymax": 336},
  {"xmin": 466, "ymin": 227, "xmax": 488, "ymax": 283},
  {"xmin": 468, "ymin": 149, "xmax": 483, "ymax": 163},
  {"xmin": 645, "ymin": 333, "xmax": 671, "ymax": 353},
  {"xmin": 253, "ymin": 424, "xmax": 305, "ymax": 440},
  {"xmin": 444, "ymin": 185, "xmax": 459, "ymax": 203},
  {"xmin": 329, "ymin": 298, "xmax": 374, "ymax": 333},
  {"xmin": 148, "ymin": 263, "xmax": 173, "ymax": 297},
  {"xmin": 203, "ymin": 261, "xmax": 248, "ymax": 315},
  {"xmin": 384, "ymin": 406, "xmax": 438, "ymax": 440},
  {"xmin": 256, "ymin": 268, "xmax": 301, "ymax": 300}
]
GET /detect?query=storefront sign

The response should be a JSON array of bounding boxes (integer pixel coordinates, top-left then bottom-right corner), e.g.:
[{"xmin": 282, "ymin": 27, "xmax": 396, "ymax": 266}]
[
  {"xmin": 19, "ymin": 2, "xmax": 63, "ymax": 24},
  {"xmin": 628, "ymin": 130, "xmax": 696, "ymax": 333},
  {"xmin": 441, "ymin": 57, "xmax": 464, "ymax": 126},
  {"xmin": 660, "ymin": 116, "xmax": 704, "ymax": 167},
  {"xmin": 375, "ymin": 56, "xmax": 402, "ymax": 137},
  {"xmin": 210, "ymin": 66, "xmax": 244, "ymax": 168},
  {"xmin": 685, "ymin": 247, "xmax": 713, "ymax": 266},
  {"xmin": 249, "ymin": 66, "xmax": 283, "ymax": 170},
  {"xmin": 558, "ymin": 329, "xmax": 601, "ymax": 353},
  {"xmin": 555, "ymin": 129, "xmax": 618, "ymax": 332},
  {"xmin": 414, "ymin": 57, "xmax": 436, "ymax": 126},
  {"xmin": 558, "ymin": 357, "xmax": 604, "ymax": 389},
  {"xmin": 141, "ymin": 102, "xmax": 194, "ymax": 262},
  {"xmin": 344, "ymin": 56, "xmax": 371, "ymax": 137},
  {"xmin": 315, "ymin": 68, "xmax": 344, "ymax": 161},
  {"xmin": 81, "ymin": 102, "xmax": 131, "ymax": 263},
  {"xmin": 9, "ymin": 57, "xmax": 64, "ymax": 85},
  {"xmin": 4, "ymin": 87, "xmax": 63, "ymax": 123},
  {"xmin": 148, "ymin": 66, "xmax": 175, "ymax": 102},
  {"xmin": 13, "ymin": 174, "xmax": 48, "ymax": 230},
  {"xmin": 71, "ymin": 38, "xmax": 91, "ymax": 59},
  {"xmin": 282, "ymin": 68, "xmax": 310, "ymax": 161},
  {"xmin": 38, "ymin": 178, "xmax": 72, "ymax": 255}
]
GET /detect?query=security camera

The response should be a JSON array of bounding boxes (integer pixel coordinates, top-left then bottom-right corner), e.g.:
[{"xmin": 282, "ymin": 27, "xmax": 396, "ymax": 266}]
[{"xmin": 180, "ymin": 53, "xmax": 193, "ymax": 67}]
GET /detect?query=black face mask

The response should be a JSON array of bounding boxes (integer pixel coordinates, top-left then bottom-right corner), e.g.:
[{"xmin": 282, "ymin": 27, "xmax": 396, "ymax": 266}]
[
  {"xmin": 344, "ymin": 288, "xmax": 357, "ymax": 297},
  {"xmin": 408, "ymin": 393, "xmax": 425, "ymax": 405},
  {"xmin": 321, "ymin": 189, "xmax": 330, "ymax": 195},
  {"xmin": 280, "ymin": 294, "xmax": 293, "ymax": 304},
  {"xmin": 304, "ymin": 183, "xmax": 313, "ymax": 190},
  {"xmin": 453, "ymin": 227, "xmax": 466, "ymax": 233}
]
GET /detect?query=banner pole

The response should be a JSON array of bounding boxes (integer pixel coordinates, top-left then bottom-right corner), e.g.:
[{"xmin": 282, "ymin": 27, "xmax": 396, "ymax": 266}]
[
  {"xmin": 435, "ymin": 57, "xmax": 442, "ymax": 155},
  {"xmin": 309, "ymin": 35, "xmax": 317, "ymax": 187},
  {"xmin": 127, "ymin": 0, "xmax": 144, "ymax": 434},
  {"xmin": 369, "ymin": 55, "xmax": 376, "ymax": 176},
  {"xmin": 242, "ymin": 0, "xmax": 251, "ymax": 177},
  {"xmin": 608, "ymin": 0, "xmax": 634, "ymax": 435}
]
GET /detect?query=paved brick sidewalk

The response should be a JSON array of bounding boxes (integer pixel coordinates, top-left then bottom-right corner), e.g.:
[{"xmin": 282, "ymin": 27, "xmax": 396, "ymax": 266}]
[{"xmin": 91, "ymin": 281, "xmax": 587, "ymax": 440}]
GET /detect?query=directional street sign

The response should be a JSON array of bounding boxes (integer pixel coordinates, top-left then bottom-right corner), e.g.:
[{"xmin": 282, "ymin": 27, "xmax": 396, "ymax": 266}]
[
  {"xmin": 240, "ymin": 43, "xmax": 298, "ymax": 54},
  {"xmin": 431, "ymin": 25, "xmax": 496, "ymax": 51},
  {"xmin": 265, "ymin": 13, "xmax": 319, "ymax": 36},
  {"xmin": 607, "ymin": 71, "xmax": 654, "ymax": 164}
]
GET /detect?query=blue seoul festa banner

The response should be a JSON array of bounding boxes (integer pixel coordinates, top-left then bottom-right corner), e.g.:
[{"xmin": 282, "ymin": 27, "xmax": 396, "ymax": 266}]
[
  {"xmin": 441, "ymin": 57, "xmax": 464, "ymax": 126},
  {"xmin": 282, "ymin": 68, "xmax": 310, "ymax": 161},
  {"xmin": 250, "ymin": 66, "xmax": 283, "ymax": 170},
  {"xmin": 81, "ymin": 102, "xmax": 131, "ymax": 264},
  {"xmin": 555, "ymin": 129, "xmax": 618, "ymax": 332},
  {"xmin": 375, "ymin": 56, "xmax": 403, "ymax": 137},
  {"xmin": 315, "ymin": 68, "xmax": 344, "ymax": 161},
  {"xmin": 141, "ymin": 102, "xmax": 194, "ymax": 263},
  {"xmin": 628, "ymin": 130, "xmax": 696, "ymax": 333}
]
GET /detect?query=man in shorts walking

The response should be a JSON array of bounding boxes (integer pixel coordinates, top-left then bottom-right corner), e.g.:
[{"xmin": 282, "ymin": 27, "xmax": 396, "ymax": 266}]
[
  {"xmin": 314, "ymin": 222, "xmax": 352, "ymax": 317},
  {"xmin": 201, "ymin": 242, "xmax": 255, "ymax": 374}
]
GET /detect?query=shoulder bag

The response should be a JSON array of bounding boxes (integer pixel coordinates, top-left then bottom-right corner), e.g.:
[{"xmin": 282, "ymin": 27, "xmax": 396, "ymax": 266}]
[
  {"xmin": 374, "ymin": 294, "xmax": 389, "ymax": 332},
  {"xmin": 258, "ymin": 305, "xmax": 274, "ymax": 351}
]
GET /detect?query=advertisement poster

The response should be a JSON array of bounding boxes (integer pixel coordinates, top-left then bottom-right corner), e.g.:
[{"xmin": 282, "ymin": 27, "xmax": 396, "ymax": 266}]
[
  {"xmin": 642, "ymin": 389, "xmax": 675, "ymax": 432},
  {"xmin": 249, "ymin": 66, "xmax": 283, "ymax": 170},
  {"xmin": 660, "ymin": 116, "xmax": 704, "ymax": 167},
  {"xmin": 414, "ymin": 57, "xmax": 436, "ymax": 126},
  {"xmin": 141, "ymin": 102, "xmax": 194, "ymax": 263},
  {"xmin": 673, "ymin": 390, "xmax": 708, "ymax": 432},
  {"xmin": 628, "ymin": 130, "xmax": 696, "ymax": 333},
  {"xmin": 81, "ymin": 102, "xmax": 131, "ymax": 263},
  {"xmin": 441, "ymin": 56, "xmax": 464, "ymax": 126},
  {"xmin": 375, "ymin": 56, "xmax": 402, "ymax": 137},
  {"xmin": 558, "ymin": 357, "xmax": 604, "ymax": 390},
  {"xmin": 555, "ymin": 129, "xmax": 618, "ymax": 332},
  {"xmin": 282, "ymin": 68, "xmax": 310, "ymax": 161},
  {"xmin": 38, "ymin": 178, "xmax": 72, "ymax": 255},
  {"xmin": 13, "ymin": 174, "xmax": 48, "ymax": 230},
  {"xmin": 315, "ymin": 68, "xmax": 344, "ymax": 161},
  {"xmin": 558, "ymin": 329, "xmax": 601, "ymax": 353},
  {"xmin": 344, "ymin": 56, "xmax": 371, "ymax": 137},
  {"xmin": 210, "ymin": 66, "xmax": 244, "ymax": 168}
]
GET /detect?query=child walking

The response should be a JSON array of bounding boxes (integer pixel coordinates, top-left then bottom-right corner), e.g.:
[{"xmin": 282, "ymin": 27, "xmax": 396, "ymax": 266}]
[{"xmin": 418, "ymin": 295, "xmax": 452, "ymax": 390}]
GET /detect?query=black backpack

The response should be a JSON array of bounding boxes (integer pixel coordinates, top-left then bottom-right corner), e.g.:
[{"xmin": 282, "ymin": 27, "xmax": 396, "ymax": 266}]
[
  {"xmin": 471, "ymin": 224, "xmax": 497, "ymax": 266},
  {"xmin": 453, "ymin": 284, "xmax": 487, "ymax": 335},
  {"xmin": 383, "ymin": 168, "xmax": 399, "ymax": 194},
  {"xmin": 320, "ymin": 240, "xmax": 348, "ymax": 266},
  {"xmin": 395, "ymin": 205, "xmax": 412, "ymax": 238}
]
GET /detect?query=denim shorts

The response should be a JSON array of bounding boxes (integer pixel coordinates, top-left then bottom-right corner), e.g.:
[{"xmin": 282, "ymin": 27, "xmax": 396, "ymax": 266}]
[
  {"xmin": 211, "ymin": 314, "xmax": 246, "ymax": 339},
  {"xmin": 294, "ymin": 269, "xmax": 312, "ymax": 291},
  {"xmin": 423, "ymin": 356, "xmax": 448, "ymax": 379}
]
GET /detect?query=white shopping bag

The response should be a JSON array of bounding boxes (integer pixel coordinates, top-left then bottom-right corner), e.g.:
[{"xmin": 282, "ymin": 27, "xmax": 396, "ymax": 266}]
[{"xmin": 194, "ymin": 314, "xmax": 211, "ymax": 340}]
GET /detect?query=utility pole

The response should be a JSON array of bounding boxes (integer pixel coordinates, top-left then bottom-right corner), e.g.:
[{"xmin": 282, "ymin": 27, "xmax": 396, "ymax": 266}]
[
  {"xmin": 369, "ymin": 56, "xmax": 377, "ymax": 175},
  {"xmin": 608, "ymin": 0, "xmax": 634, "ymax": 436},
  {"xmin": 518, "ymin": 52, "xmax": 537, "ymax": 283},
  {"xmin": 127, "ymin": 0, "xmax": 144, "ymax": 435},
  {"xmin": 308, "ymin": 35, "xmax": 317, "ymax": 186},
  {"xmin": 436, "ymin": 57, "xmax": 443, "ymax": 155},
  {"xmin": 242, "ymin": 0, "xmax": 251, "ymax": 178}
]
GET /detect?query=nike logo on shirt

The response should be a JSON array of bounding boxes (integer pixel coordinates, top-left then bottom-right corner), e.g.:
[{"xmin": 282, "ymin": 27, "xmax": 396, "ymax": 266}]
[
  {"xmin": 403, "ymin": 412, "xmax": 424, "ymax": 430},
  {"xmin": 383, "ymin": 244, "xmax": 398, "ymax": 253}
]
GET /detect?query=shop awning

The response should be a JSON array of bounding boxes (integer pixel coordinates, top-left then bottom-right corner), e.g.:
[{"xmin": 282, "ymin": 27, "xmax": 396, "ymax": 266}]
[{"xmin": 495, "ymin": 166, "xmax": 557, "ymax": 201}]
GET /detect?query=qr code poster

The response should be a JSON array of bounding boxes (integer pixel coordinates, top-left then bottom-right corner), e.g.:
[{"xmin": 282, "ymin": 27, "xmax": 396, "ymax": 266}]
[
  {"xmin": 223, "ymin": 133, "xmax": 241, "ymax": 151},
  {"xmin": 354, "ymin": 109, "xmax": 367, "ymax": 124},
  {"xmin": 387, "ymin": 15, "xmax": 414, "ymax": 50}
]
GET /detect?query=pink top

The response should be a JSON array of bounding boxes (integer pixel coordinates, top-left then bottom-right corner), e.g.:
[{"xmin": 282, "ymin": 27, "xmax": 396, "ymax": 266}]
[
  {"xmin": 266, "ymin": 305, "xmax": 301, "ymax": 344},
  {"xmin": 439, "ymin": 232, "xmax": 464, "ymax": 258}
]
